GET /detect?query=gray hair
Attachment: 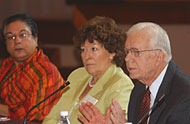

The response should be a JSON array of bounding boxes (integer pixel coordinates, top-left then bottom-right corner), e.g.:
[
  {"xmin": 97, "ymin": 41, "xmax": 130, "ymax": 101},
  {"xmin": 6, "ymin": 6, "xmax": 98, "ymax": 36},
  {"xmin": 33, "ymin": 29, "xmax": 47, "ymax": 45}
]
[{"xmin": 127, "ymin": 22, "xmax": 172, "ymax": 62}]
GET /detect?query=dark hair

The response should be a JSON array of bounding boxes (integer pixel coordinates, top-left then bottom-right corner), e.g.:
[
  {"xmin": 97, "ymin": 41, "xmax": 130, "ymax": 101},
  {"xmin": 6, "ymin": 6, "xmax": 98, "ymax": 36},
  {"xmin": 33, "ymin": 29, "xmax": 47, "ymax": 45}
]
[
  {"xmin": 0, "ymin": 13, "xmax": 38, "ymax": 59},
  {"xmin": 1, "ymin": 13, "xmax": 38, "ymax": 42},
  {"xmin": 73, "ymin": 16, "xmax": 126, "ymax": 66}
]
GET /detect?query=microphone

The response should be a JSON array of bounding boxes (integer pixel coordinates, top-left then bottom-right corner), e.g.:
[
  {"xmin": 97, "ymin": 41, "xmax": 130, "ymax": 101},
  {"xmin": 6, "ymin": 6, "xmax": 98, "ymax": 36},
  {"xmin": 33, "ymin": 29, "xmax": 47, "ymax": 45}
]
[
  {"xmin": 136, "ymin": 94, "xmax": 165, "ymax": 124},
  {"xmin": 23, "ymin": 81, "xmax": 70, "ymax": 124}
]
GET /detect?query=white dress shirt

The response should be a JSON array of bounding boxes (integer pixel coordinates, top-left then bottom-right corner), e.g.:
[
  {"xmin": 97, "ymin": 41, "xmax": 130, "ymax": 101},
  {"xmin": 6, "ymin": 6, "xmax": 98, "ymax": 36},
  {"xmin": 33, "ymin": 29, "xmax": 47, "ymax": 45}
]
[
  {"xmin": 149, "ymin": 64, "xmax": 168, "ymax": 108},
  {"xmin": 147, "ymin": 64, "xmax": 168, "ymax": 123}
]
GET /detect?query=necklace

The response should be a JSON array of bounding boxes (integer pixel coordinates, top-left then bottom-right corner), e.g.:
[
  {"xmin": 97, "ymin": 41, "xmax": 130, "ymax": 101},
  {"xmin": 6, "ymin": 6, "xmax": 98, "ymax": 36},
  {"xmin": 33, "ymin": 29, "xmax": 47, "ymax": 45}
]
[{"xmin": 88, "ymin": 77, "xmax": 95, "ymax": 88}]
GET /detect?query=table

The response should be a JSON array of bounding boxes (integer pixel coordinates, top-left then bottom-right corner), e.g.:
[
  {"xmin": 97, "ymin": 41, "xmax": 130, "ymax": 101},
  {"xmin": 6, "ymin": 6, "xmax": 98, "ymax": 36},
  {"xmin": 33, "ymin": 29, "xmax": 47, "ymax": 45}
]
[{"xmin": 0, "ymin": 118, "xmax": 41, "ymax": 124}]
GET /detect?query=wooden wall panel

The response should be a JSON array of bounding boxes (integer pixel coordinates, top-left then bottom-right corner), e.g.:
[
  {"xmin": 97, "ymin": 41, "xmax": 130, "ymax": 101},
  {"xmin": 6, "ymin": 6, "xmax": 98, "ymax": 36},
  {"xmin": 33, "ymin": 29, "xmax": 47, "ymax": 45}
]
[
  {"xmin": 75, "ymin": 2, "xmax": 190, "ymax": 24},
  {"xmin": 36, "ymin": 21, "xmax": 76, "ymax": 44}
]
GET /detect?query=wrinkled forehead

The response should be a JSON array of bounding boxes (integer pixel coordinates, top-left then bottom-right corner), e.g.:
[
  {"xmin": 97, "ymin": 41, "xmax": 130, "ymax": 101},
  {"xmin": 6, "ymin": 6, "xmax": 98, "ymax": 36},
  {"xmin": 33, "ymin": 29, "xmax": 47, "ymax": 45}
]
[{"xmin": 125, "ymin": 30, "xmax": 152, "ymax": 49}]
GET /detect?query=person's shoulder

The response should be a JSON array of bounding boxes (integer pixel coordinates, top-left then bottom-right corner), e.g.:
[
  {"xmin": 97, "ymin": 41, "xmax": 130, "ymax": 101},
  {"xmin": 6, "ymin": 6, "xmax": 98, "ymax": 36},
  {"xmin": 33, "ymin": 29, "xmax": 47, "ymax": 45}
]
[
  {"xmin": 167, "ymin": 62, "xmax": 190, "ymax": 97},
  {"xmin": 38, "ymin": 59, "xmax": 60, "ymax": 75},
  {"xmin": 173, "ymin": 72, "xmax": 190, "ymax": 94},
  {"xmin": 166, "ymin": 61, "xmax": 189, "ymax": 85},
  {"xmin": 68, "ymin": 67, "xmax": 88, "ymax": 79},
  {"xmin": 0, "ymin": 57, "xmax": 12, "ymax": 66},
  {"xmin": 0, "ymin": 57, "xmax": 14, "ymax": 72},
  {"xmin": 171, "ymin": 62, "xmax": 190, "ymax": 87},
  {"xmin": 36, "ymin": 50, "xmax": 60, "ymax": 72},
  {"xmin": 115, "ymin": 67, "xmax": 133, "ymax": 81},
  {"xmin": 111, "ymin": 67, "xmax": 134, "ymax": 87},
  {"xmin": 66, "ymin": 67, "xmax": 89, "ymax": 87}
]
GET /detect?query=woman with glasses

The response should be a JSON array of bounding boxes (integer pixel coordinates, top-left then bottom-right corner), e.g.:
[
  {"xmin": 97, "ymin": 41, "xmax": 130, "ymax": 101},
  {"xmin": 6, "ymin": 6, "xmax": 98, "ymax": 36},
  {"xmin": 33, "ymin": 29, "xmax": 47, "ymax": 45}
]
[
  {"xmin": 43, "ymin": 16, "xmax": 134, "ymax": 124},
  {"xmin": 0, "ymin": 13, "xmax": 64, "ymax": 121}
]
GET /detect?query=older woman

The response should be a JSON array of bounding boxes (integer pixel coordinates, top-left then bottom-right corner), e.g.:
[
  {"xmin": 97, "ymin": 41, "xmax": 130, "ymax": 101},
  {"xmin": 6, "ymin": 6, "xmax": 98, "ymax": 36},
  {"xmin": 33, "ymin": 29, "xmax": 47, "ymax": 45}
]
[{"xmin": 43, "ymin": 16, "xmax": 134, "ymax": 124}]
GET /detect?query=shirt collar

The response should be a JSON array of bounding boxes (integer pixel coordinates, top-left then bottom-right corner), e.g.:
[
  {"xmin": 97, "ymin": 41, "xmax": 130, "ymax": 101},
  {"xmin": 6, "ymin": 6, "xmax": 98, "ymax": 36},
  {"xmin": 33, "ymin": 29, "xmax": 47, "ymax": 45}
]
[{"xmin": 149, "ymin": 64, "xmax": 168, "ymax": 101}]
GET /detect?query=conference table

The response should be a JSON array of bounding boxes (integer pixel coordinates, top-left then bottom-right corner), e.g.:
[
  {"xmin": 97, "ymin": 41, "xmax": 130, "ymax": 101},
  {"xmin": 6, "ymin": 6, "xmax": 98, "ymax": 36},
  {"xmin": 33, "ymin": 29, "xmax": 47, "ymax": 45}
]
[{"xmin": 0, "ymin": 117, "xmax": 41, "ymax": 124}]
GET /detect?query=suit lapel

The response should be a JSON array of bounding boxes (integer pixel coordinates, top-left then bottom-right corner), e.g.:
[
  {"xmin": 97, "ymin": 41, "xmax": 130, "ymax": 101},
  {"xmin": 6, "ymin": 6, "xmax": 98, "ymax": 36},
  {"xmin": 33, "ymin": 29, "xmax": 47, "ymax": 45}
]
[
  {"xmin": 128, "ymin": 82, "xmax": 146, "ymax": 123},
  {"xmin": 149, "ymin": 61, "xmax": 176, "ymax": 124}
]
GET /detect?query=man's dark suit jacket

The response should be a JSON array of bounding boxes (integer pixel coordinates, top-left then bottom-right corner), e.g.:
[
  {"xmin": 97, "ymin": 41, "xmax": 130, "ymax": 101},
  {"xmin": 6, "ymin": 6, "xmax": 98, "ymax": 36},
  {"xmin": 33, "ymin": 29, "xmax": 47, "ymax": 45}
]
[{"xmin": 128, "ymin": 60, "xmax": 190, "ymax": 124}]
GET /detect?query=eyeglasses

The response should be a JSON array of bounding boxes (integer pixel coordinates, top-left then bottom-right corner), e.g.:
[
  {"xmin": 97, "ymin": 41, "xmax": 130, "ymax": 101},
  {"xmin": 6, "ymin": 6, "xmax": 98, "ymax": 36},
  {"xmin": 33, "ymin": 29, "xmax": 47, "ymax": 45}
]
[
  {"xmin": 5, "ymin": 31, "xmax": 32, "ymax": 42},
  {"xmin": 124, "ymin": 48, "xmax": 160, "ymax": 57}
]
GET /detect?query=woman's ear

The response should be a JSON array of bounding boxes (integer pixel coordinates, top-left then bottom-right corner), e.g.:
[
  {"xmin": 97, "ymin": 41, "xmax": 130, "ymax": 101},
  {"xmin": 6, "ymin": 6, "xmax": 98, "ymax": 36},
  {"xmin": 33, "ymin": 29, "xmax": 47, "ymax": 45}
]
[
  {"xmin": 34, "ymin": 36, "xmax": 38, "ymax": 43},
  {"xmin": 33, "ymin": 36, "xmax": 38, "ymax": 46},
  {"xmin": 110, "ymin": 53, "xmax": 116, "ymax": 60}
]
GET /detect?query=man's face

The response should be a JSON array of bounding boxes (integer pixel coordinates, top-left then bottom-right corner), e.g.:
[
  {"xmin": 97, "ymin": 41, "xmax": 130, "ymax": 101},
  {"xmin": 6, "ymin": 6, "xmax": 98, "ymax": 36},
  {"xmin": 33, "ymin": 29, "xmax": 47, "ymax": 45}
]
[
  {"xmin": 5, "ymin": 21, "xmax": 37, "ymax": 64},
  {"xmin": 125, "ymin": 30, "xmax": 160, "ymax": 84}
]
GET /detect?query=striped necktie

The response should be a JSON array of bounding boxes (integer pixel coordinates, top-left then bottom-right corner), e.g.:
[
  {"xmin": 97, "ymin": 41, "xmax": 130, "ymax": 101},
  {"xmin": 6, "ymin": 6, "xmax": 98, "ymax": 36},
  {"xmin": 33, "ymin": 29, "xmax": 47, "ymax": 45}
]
[{"xmin": 138, "ymin": 87, "xmax": 151, "ymax": 124}]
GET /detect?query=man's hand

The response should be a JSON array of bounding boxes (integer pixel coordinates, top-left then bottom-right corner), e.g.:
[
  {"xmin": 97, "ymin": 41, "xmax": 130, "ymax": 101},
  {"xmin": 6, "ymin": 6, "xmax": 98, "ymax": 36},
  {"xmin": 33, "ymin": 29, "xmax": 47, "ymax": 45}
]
[{"xmin": 78, "ymin": 102, "xmax": 112, "ymax": 124}]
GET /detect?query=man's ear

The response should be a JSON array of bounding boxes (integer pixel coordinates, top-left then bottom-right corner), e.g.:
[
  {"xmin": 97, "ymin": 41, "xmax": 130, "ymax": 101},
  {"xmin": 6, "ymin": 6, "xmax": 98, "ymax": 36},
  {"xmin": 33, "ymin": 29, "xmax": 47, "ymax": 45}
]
[{"xmin": 156, "ymin": 50, "xmax": 166, "ymax": 66}]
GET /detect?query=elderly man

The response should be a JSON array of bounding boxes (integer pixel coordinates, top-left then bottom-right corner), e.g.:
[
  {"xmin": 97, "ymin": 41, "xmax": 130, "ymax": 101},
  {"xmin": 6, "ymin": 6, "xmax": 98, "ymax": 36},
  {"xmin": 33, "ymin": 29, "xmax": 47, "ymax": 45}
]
[
  {"xmin": 0, "ymin": 13, "xmax": 64, "ymax": 121},
  {"xmin": 78, "ymin": 22, "xmax": 190, "ymax": 124}
]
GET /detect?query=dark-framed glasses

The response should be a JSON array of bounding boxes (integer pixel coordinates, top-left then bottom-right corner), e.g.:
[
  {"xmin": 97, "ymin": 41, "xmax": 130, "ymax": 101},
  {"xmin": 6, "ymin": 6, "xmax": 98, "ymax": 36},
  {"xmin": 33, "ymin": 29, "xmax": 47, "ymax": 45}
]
[
  {"xmin": 124, "ymin": 48, "xmax": 161, "ymax": 57},
  {"xmin": 5, "ymin": 31, "xmax": 32, "ymax": 42}
]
